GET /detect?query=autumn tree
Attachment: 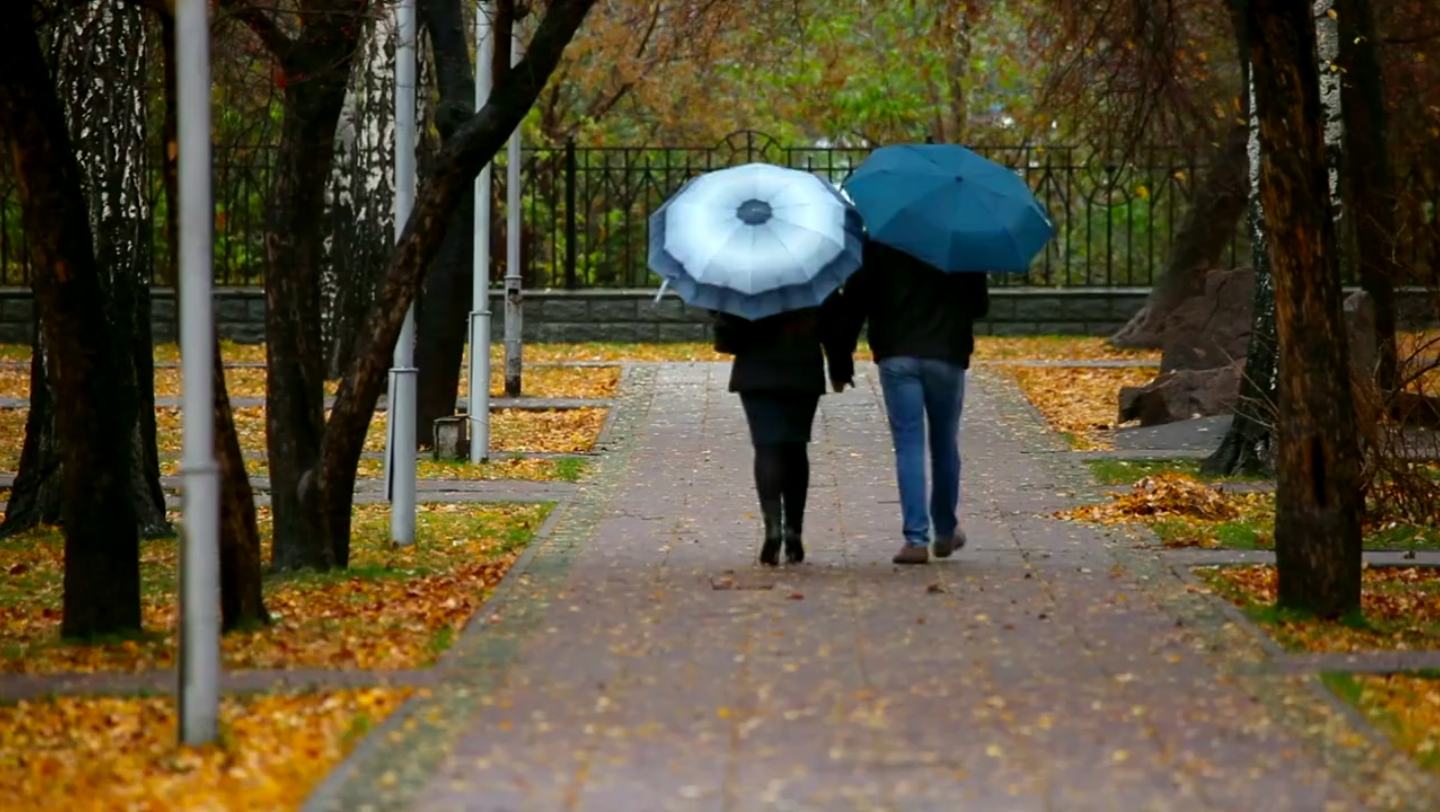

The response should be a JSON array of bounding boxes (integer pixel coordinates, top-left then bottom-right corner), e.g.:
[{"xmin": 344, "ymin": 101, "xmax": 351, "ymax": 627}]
[
  {"xmin": 203, "ymin": 0, "xmax": 600, "ymax": 567},
  {"xmin": 217, "ymin": 0, "xmax": 374, "ymax": 571},
  {"xmin": 2, "ymin": 0, "xmax": 170, "ymax": 542},
  {"xmin": 0, "ymin": 1, "xmax": 143, "ymax": 637},
  {"xmin": 1248, "ymin": 0, "xmax": 1363, "ymax": 617}
]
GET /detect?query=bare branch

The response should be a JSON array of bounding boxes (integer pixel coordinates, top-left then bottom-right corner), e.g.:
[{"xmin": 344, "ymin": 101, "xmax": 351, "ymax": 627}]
[{"xmin": 215, "ymin": 0, "xmax": 296, "ymax": 63}]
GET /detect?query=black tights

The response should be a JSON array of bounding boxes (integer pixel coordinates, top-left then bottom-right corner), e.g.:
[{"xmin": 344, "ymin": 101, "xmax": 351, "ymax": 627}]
[{"xmin": 754, "ymin": 442, "xmax": 810, "ymax": 534}]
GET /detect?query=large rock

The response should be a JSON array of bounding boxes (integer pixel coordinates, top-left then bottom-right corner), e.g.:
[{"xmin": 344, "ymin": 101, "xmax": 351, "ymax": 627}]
[
  {"xmin": 1118, "ymin": 366, "xmax": 1242, "ymax": 427},
  {"xmin": 1159, "ymin": 268, "xmax": 1255, "ymax": 373},
  {"xmin": 1344, "ymin": 289, "xmax": 1378, "ymax": 380},
  {"xmin": 1124, "ymin": 270, "xmax": 1389, "ymax": 428}
]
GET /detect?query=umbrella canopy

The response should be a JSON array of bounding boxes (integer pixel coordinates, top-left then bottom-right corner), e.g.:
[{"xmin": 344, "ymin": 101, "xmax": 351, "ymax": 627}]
[
  {"xmin": 842, "ymin": 144, "xmax": 1054, "ymax": 273},
  {"xmin": 648, "ymin": 162, "xmax": 864, "ymax": 320}
]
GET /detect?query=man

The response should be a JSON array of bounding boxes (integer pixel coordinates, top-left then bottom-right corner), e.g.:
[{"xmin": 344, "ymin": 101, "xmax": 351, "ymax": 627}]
[{"xmin": 837, "ymin": 239, "xmax": 989, "ymax": 564}]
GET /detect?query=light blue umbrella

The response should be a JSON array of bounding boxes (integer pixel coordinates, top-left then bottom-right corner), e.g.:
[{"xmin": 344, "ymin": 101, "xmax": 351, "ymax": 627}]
[
  {"xmin": 842, "ymin": 144, "xmax": 1054, "ymax": 273},
  {"xmin": 648, "ymin": 163, "xmax": 864, "ymax": 320}
]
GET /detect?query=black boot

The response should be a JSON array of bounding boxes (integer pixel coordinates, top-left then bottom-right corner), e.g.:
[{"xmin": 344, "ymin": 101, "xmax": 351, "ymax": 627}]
[
  {"xmin": 759, "ymin": 499, "xmax": 783, "ymax": 566},
  {"xmin": 781, "ymin": 443, "xmax": 808, "ymax": 564},
  {"xmin": 783, "ymin": 525, "xmax": 804, "ymax": 564}
]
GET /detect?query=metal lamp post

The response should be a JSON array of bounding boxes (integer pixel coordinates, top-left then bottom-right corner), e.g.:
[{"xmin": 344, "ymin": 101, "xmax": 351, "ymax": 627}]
[
  {"xmin": 387, "ymin": 0, "xmax": 419, "ymax": 544},
  {"xmin": 469, "ymin": 1, "xmax": 494, "ymax": 464},
  {"xmin": 175, "ymin": 0, "xmax": 220, "ymax": 746}
]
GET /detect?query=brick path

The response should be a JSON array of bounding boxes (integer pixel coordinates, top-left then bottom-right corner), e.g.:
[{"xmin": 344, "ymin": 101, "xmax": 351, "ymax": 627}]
[{"xmin": 306, "ymin": 362, "xmax": 1437, "ymax": 812}]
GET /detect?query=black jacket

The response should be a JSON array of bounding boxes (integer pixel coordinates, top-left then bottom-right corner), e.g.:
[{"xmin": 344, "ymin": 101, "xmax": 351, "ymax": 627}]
[
  {"xmin": 712, "ymin": 293, "xmax": 854, "ymax": 393},
  {"xmin": 839, "ymin": 241, "xmax": 989, "ymax": 368}
]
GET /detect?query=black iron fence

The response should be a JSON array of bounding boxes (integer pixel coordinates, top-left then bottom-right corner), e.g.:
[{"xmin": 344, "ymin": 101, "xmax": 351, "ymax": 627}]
[{"xmin": 3, "ymin": 129, "xmax": 1438, "ymax": 288}]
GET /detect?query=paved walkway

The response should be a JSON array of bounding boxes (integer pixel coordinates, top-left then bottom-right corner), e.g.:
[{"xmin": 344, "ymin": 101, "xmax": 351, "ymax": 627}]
[{"xmin": 306, "ymin": 363, "xmax": 1434, "ymax": 811}]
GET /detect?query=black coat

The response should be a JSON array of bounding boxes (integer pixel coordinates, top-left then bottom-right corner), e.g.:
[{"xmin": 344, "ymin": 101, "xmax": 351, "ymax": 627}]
[
  {"xmin": 712, "ymin": 293, "xmax": 855, "ymax": 394},
  {"xmin": 838, "ymin": 241, "xmax": 989, "ymax": 368}
]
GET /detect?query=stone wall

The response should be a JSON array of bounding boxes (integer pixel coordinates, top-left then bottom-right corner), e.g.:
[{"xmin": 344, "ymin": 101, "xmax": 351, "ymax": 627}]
[{"xmin": 0, "ymin": 285, "xmax": 1433, "ymax": 345}]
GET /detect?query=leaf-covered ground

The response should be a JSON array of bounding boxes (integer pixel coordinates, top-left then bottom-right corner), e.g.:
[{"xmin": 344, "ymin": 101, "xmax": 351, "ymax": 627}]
[
  {"xmin": 152, "ymin": 454, "xmax": 588, "ymax": 483},
  {"xmin": 0, "ymin": 333, "xmax": 1160, "ymax": 373},
  {"xmin": 974, "ymin": 335, "xmax": 1159, "ymax": 362},
  {"xmin": 1058, "ymin": 472, "xmax": 1439, "ymax": 550},
  {"xmin": 0, "ymin": 502, "xmax": 548, "ymax": 673},
  {"xmin": 1005, "ymin": 366, "xmax": 1156, "ymax": 449},
  {"xmin": 1197, "ymin": 565, "xmax": 1440, "ymax": 653},
  {"xmin": 1084, "ymin": 457, "xmax": 1269, "ymax": 485},
  {"xmin": 0, "ymin": 362, "xmax": 621, "ymax": 402},
  {"xmin": 0, "ymin": 406, "xmax": 607, "ymax": 476},
  {"xmin": 1325, "ymin": 672, "xmax": 1440, "ymax": 778},
  {"xmin": 0, "ymin": 688, "xmax": 411, "ymax": 811}
]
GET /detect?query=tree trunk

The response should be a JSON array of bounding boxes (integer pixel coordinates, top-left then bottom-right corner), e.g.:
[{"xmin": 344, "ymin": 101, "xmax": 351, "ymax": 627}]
[
  {"xmin": 323, "ymin": 12, "xmax": 397, "ymax": 381},
  {"xmin": 1, "ymin": 325, "xmax": 64, "ymax": 536},
  {"xmin": 1248, "ymin": 0, "xmax": 1364, "ymax": 618},
  {"xmin": 158, "ymin": 11, "xmax": 269, "ymax": 630},
  {"xmin": 212, "ymin": 342, "xmax": 269, "ymax": 630},
  {"xmin": 1315, "ymin": 1, "xmax": 1349, "ymax": 249},
  {"xmin": 414, "ymin": 0, "xmax": 478, "ymax": 447},
  {"xmin": 1336, "ymin": 0, "xmax": 1400, "ymax": 391},
  {"xmin": 263, "ymin": 16, "xmax": 367, "ymax": 573},
  {"xmin": 317, "ymin": 0, "xmax": 599, "ymax": 567},
  {"xmin": 3, "ymin": 0, "xmax": 170, "ymax": 541},
  {"xmin": 0, "ymin": 8, "xmax": 142, "ymax": 638},
  {"xmin": 1203, "ymin": 66, "xmax": 1280, "ymax": 479}
]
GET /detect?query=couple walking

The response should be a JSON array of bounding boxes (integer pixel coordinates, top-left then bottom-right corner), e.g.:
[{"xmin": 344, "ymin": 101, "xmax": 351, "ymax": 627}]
[
  {"xmin": 650, "ymin": 144, "xmax": 1050, "ymax": 564},
  {"xmin": 715, "ymin": 240, "xmax": 989, "ymax": 566}
]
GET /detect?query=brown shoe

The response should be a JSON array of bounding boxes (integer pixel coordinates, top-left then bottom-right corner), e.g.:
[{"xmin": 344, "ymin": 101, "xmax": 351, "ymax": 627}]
[
  {"xmin": 892, "ymin": 544, "xmax": 930, "ymax": 565},
  {"xmin": 933, "ymin": 529, "xmax": 967, "ymax": 559}
]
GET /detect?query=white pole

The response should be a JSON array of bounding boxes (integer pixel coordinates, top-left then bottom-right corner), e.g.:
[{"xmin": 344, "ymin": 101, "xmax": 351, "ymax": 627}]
[
  {"xmin": 469, "ymin": 1, "xmax": 494, "ymax": 464},
  {"xmin": 501, "ymin": 30, "xmax": 523, "ymax": 396},
  {"xmin": 389, "ymin": 0, "xmax": 418, "ymax": 545},
  {"xmin": 175, "ymin": 0, "xmax": 220, "ymax": 746}
]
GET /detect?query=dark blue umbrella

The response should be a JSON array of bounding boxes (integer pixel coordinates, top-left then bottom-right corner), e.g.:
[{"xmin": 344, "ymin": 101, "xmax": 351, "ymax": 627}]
[{"xmin": 842, "ymin": 144, "xmax": 1054, "ymax": 273}]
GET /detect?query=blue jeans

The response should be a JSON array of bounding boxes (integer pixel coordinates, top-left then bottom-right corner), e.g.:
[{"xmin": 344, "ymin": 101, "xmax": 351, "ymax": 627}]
[{"xmin": 877, "ymin": 357, "xmax": 967, "ymax": 546}]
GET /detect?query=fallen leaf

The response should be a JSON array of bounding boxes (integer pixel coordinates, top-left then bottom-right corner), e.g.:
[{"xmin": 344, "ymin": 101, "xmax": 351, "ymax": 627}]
[
  {"xmin": 0, "ymin": 503, "xmax": 548, "ymax": 673},
  {"xmin": 0, "ymin": 688, "xmax": 410, "ymax": 809}
]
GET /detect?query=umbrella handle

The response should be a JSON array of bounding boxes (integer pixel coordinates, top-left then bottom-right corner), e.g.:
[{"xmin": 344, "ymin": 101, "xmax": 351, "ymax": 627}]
[{"xmin": 653, "ymin": 279, "xmax": 669, "ymax": 305}]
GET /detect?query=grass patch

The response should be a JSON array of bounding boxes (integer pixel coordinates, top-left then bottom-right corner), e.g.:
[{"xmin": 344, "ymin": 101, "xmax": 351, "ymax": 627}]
[
  {"xmin": 0, "ymin": 501, "xmax": 549, "ymax": 673},
  {"xmin": 0, "ymin": 688, "xmax": 411, "ymax": 810},
  {"xmin": 1196, "ymin": 565, "xmax": 1440, "ymax": 652},
  {"xmin": 554, "ymin": 456, "xmax": 590, "ymax": 482},
  {"xmin": 1084, "ymin": 457, "xmax": 1270, "ymax": 486},
  {"xmin": 1323, "ymin": 671, "xmax": 1440, "ymax": 777}
]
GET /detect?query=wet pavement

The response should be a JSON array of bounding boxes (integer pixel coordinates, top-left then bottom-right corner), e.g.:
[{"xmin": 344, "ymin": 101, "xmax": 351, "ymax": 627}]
[{"xmin": 309, "ymin": 362, "xmax": 1434, "ymax": 812}]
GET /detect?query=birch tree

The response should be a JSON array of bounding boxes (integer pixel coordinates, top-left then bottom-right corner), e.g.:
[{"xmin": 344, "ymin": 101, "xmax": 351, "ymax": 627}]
[
  {"xmin": 1203, "ymin": 62, "xmax": 1279, "ymax": 477},
  {"xmin": 323, "ymin": 11, "xmax": 398, "ymax": 379},
  {"xmin": 0, "ymin": 2, "xmax": 144, "ymax": 637},
  {"xmin": 2, "ymin": 0, "xmax": 169, "ymax": 542}
]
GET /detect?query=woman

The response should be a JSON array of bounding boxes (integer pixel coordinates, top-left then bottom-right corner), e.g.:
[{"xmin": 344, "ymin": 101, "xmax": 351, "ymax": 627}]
[{"xmin": 713, "ymin": 293, "xmax": 854, "ymax": 566}]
